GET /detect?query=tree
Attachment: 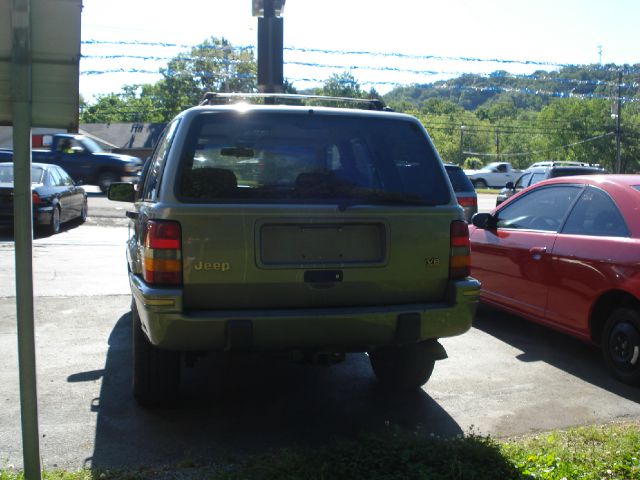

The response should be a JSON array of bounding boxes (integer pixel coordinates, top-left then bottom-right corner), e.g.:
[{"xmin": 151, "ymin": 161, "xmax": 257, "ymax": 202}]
[
  {"xmin": 322, "ymin": 71, "xmax": 363, "ymax": 98},
  {"xmin": 537, "ymin": 98, "xmax": 614, "ymax": 170},
  {"xmin": 622, "ymin": 102, "xmax": 640, "ymax": 172},
  {"xmin": 421, "ymin": 98, "xmax": 464, "ymax": 116},
  {"xmin": 463, "ymin": 157, "xmax": 483, "ymax": 170},
  {"xmin": 80, "ymin": 84, "xmax": 166, "ymax": 123},
  {"xmin": 81, "ymin": 37, "xmax": 258, "ymax": 123},
  {"xmin": 158, "ymin": 37, "xmax": 257, "ymax": 118}
]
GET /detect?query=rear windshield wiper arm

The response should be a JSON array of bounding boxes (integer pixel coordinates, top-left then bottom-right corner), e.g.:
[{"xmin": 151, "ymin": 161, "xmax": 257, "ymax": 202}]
[{"xmin": 337, "ymin": 193, "xmax": 435, "ymax": 211}]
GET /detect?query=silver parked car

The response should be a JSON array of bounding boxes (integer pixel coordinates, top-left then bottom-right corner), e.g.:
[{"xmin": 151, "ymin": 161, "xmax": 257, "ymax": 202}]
[{"xmin": 496, "ymin": 164, "xmax": 607, "ymax": 206}]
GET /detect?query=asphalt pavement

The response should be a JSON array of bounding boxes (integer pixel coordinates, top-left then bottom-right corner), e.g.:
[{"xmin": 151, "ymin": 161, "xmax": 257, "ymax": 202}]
[{"xmin": 1, "ymin": 192, "xmax": 639, "ymax": 472}]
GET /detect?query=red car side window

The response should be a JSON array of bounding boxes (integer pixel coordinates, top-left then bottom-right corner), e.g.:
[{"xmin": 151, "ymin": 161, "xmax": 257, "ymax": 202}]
[
  {"xmin": 496, "ymin": 185, "xmax": 581, "ymax": 232},
  {"xmin": 562, "ymin": 186, "xmax": 629, "ymax": 237}
]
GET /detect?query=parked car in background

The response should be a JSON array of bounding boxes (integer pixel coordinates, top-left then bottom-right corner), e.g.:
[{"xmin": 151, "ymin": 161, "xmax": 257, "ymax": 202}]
[
  {"xmin": 527, "ymin": 160, "xmax": 592, "ymax": 169},
  {"xmin": 465, "ymin": 161, "xmax": 521, "ymax": 189},
  {"xmin": 0, "ymin": 133, "xmax": 142, "ymax": 192},
  {"xmin": 445, "ymin": 164, "xmax": 477, "ymax": 222},
  {"xmin": 108, "ymin": 92, "xmax": 480, "ymax": 406},
  {"xmin": 0, "ymin": 162, "xmax": 87, "ymax": 234},
  {"xmin": 470, "ymin": 175, "xmax": 640, "ymax": 385},
  {"xmin": 495, "ymin": 163, "xmax": 607, "ymax": 206}
]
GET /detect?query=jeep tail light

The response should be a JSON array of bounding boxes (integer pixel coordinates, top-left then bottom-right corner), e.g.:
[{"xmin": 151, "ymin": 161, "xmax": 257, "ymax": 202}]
[
  {"xmin": 143, "ymin": 220, "xmax": 182, "ymax": 285},
  {"xmin": 32, "ymin": 192, "xmax": 40, "ymax": 206},
  {"xmin": 457, "ymin": 196, "xmax": 477, "ymax": 208},
  {"xmin": 449, "ymin": 220, "xmax": 470, "ymax": 279}
]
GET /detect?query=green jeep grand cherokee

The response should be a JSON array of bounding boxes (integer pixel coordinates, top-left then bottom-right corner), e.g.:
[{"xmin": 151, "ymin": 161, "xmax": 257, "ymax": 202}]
[{"xmin": 109, "ymin": 93, "xmax": 480, "ymax": 406}]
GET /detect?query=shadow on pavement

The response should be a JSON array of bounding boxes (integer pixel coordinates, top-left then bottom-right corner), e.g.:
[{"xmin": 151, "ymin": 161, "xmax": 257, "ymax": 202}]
[
  {"xmin": 474, "ymin": 303, "xmax": 640, "ymax": 403},
  {"xmin": 0, "ymin": 218, "xmax": 85, "ymax": 241},
  {"xmin": 78, "ymin": 312, "xmax": 463, "ymax": 470}
]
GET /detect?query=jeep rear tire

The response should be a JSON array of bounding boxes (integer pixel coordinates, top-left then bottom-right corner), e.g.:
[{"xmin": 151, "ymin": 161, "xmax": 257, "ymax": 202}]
[
  {"xmin": 132, "ymin": 300, "xmax": 181, "ymax": 406},
  {"xmin": 368, "ymin": 342, "xmax": 436, "ymax": 390}
]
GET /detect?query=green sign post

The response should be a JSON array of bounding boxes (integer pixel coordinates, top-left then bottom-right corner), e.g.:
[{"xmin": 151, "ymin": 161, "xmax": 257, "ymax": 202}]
[{"xmin": 1, "ymin": 1, "xmax": 81, "ymax": 477}]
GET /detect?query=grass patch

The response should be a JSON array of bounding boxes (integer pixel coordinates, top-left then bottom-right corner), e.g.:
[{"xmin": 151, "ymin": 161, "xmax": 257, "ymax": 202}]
[
  {"xmin": 1, "ymin": 422, "xmax": 638, "ymax": 479},
  {"xmin": 502, "ymin": 422, "xmax": 640, "ymax": 480}
]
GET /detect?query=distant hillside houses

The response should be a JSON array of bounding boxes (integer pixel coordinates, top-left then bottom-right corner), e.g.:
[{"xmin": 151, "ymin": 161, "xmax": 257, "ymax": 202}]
[{"xmin": 0, "ymin": 123, "xmax": 166, "ymax": 160}]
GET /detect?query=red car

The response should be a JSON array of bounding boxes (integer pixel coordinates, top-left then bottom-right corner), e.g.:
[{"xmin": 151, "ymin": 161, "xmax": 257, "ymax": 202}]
[{"xmin": 469, "ymin": 175, "xmax": 640, "ymax": 385}]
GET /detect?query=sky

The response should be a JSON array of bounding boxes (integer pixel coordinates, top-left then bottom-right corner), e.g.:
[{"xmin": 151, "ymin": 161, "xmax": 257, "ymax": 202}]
[{"xmin": 79, "ymin": 0, "xmax": 640, "ymax": 101}]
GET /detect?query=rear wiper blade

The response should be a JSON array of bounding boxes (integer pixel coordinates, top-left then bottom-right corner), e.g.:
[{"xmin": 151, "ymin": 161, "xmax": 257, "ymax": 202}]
[
  {"xmin": 368, "ymin": 191, "xmax": 436, "ymax": 206},
  {"xmin": 337, "ymin": 192, "xmax": 435, "ymax": 211}
]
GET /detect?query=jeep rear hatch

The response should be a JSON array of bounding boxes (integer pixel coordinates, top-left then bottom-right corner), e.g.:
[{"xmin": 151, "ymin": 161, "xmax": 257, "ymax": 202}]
[{"xmin": 172, "ymin": 110, "xmax": 459, "ymax": 310}]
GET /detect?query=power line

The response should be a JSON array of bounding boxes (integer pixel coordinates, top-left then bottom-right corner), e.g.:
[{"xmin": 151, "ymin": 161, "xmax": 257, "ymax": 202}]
[
  {"xmin": 79, "ymin": 101, "xmax": 614, "ymax": 138},
  {"xmin": 81, "ymin": 53, "xmax": 639, "ymax": 88},
  {"xmin": 80, "ymin": 39, "xmax": 640, "ymax": 99},
  {"xmin": 81, "ymin": 68, "xmax": 639, "ymax": 104},
  {"xmin": 82, "ymin": 40, "xmax": 575, "ymax": 67},
  {"xmin": 286, "ymin": 47, "xmax": 581, "ymax": 69},
  {"xmin": 79, "ymin": 67, "xmax": 640, "ymax": 103},
  {"xmin": 464, "ymin": 132, "xmax": 614, "ymax": 158},
  {"xmin": 81, "ymin": 39, "xmax": 640, "ymax": 75},
  {"xmin": 82, "ymin": 39, "xmax": 255, "ymax": 51}
]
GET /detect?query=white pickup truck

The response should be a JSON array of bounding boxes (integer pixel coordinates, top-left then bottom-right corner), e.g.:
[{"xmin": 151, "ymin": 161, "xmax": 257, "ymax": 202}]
[{"xmin": 464, "ymin": 162, "xmax": 521, "ymax": 189}]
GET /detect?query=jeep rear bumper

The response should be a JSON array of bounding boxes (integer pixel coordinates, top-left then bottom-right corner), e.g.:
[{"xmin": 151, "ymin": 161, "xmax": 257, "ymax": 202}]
[{"xmin": 130, "ymin": 273, "xmax": 480, "ymax": 352}]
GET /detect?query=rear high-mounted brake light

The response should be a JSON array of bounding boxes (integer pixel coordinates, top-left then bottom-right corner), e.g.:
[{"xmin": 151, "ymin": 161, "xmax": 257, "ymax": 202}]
[
  {"xmin": 143, "ymin": 220, "xmax": 182, "ymax": 286},
  {"xmin": 449, "ymin": 220, "xmax": 471, "ymax": 279}
]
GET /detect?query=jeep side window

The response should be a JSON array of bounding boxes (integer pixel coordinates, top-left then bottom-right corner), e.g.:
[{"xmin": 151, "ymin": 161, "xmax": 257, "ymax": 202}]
[{"xmin": 142, "ymin": 119, "xmax": 180, "ymax": 201}]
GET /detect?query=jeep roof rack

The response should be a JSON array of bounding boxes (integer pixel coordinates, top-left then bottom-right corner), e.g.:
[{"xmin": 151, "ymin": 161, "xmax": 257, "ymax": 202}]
[{"xmin": 198, "ymin": 92, "xmax": 391, "ymax": 111}]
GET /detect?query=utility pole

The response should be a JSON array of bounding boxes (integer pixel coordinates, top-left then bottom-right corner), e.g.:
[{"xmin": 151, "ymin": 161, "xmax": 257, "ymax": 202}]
[
  {"xmin": 254, "ymin": 0, "xmax": 284, "ymax": 95},
  {"xmin": 223, "ymin": 41, "xmax": 230, "ymax": 93},
  {"xmin": 615, "ymin": 70, "xmax": 622, "ymax": 173},
  {"xmin": 496, "ymin": 128, "xmax": 500, "ymax": 162}
]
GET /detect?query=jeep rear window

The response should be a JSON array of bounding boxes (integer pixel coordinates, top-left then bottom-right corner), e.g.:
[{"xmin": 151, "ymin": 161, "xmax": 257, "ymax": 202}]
[{"xmin": 177, "ymin": 111, "xmax": 450, "ymax": 206}]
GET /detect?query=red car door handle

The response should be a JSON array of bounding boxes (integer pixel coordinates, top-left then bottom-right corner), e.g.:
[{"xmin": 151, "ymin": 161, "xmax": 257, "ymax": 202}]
[{"xmin": 529, "ymin": 246, "xmax": 547, "ymax": 260}]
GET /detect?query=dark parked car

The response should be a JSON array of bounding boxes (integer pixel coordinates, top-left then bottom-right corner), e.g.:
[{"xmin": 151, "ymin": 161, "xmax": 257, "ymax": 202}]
[
  {"xmin": 445, "ymin": 164, "xmax": 477, "ymax": 222},
  {"xmin": 0, "ymin": 134, "xmax": 142, "ymax": 192},
  {"xmin": 0, "ymin": 162, "xmax": 87, "ymax": 234},
  {"xmin": 495, "ymin": 163, "xmax": 607, "ymax": 206},
  {"xmin": 470, "ymin": 175, "xmax": 640, "ymax": 385}
]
